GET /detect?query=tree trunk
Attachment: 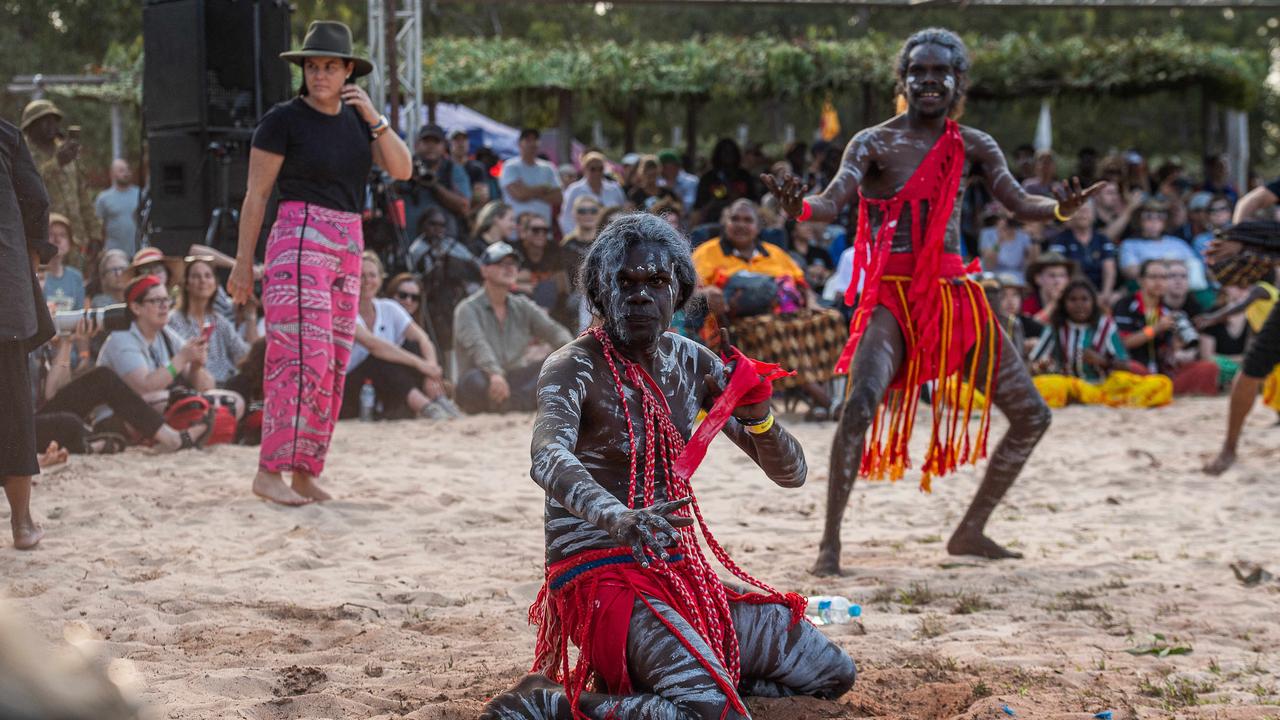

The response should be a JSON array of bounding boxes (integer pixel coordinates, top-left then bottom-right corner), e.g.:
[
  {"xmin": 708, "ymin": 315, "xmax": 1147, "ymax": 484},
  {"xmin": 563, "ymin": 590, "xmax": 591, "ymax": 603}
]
[
  {"xmin": 623, "ymin": 99, "xmax": 639, "ymax": 154},
  {"xmin": 557, "ymin": 89, "xmax": 573, "ymax": 165},
  {"xmin": 684, "ymin": 96, "xmax": 699, "ymax": 172},
  {"xmin": 386, "ymin": 0, "xmax": 399, "ymax": 132}
]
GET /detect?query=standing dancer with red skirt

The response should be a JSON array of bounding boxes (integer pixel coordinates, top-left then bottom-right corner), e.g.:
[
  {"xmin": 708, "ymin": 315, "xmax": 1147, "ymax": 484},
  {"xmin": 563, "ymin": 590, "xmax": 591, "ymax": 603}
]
[
  {"xmin": 765, "ymin": 28, "xmax": 1102, "ymax": 576},
  {"xmin": 482, "ymin": 213, "xmax": 856, "ymax": 720},
  {"xmin": 228, "ymin": 21, "xmax": 411, "ymax": 505}
]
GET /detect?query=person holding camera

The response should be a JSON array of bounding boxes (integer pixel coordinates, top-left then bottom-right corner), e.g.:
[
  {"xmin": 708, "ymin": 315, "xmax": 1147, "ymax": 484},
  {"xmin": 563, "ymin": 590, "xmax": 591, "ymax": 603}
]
[
  {"xmin": 400, "ymin": 123, "xmax": 471, "ymax": 243},
  {"xmin": 1, "ymin": 115, "xmax": 52, "ymax": 550},
  {"xmin": 19, "ymin": 100, "xmax": 100, "ymax": 269},
  {"xmin": 33, "ymin": 310, "xmax": 212, "ymax": 456},
  {"xmin": 1112, "ymin": 260, "xmax": 1220, "ymax": 396}
]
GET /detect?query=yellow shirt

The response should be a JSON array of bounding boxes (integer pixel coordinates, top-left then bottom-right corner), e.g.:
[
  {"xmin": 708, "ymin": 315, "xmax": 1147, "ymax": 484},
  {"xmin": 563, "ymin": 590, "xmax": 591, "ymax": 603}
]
[
  {"xmin": 691, "ymin": 237, "xmax": 806, "ymax": 287},
  {"xmin": 1246, "ymin": 282, "xmax": 1278, "ymax": 333}
]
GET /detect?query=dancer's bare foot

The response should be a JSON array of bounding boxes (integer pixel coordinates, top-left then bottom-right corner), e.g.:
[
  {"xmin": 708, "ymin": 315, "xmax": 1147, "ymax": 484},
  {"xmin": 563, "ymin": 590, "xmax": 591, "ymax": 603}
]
[
  {"xmin": 481, "ymin": 674, "xmax": 563, "ymax": 720},
  {"xmin": 37, "ymin": 442, "xmax": 68, "ymax": 468},
  {"xmin": 291, "ymin": 472, "xmax": 332, "ymax": 502},
  {"xmin": 252, "ymin": 471, "xmax": 313, "ymax": 506},
  {"xmin": 1203, "ymin": 448, "xmax": 1236, "ymax": 476},
  {"xmin": 947, "ymin": 531, "xmax": 1023, "ymax": 559},
  {"xmin": 811, "ymin": 545, "xmax": 845, "ymax": 577},
  {"xmin": 11, "ymin": 517, "xmax": 43, "ymax": 550}
]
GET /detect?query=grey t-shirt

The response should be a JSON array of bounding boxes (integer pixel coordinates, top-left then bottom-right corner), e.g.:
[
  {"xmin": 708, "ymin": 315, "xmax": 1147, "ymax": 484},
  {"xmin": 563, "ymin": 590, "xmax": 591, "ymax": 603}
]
[
  {"xmin": 500, "ymin": 158, "xmax": 561, "ymax": 223},
  {"xmin": 94, "ymin": 185, "xmax": 141, "ymax": 256},
  {"xmin": 97, "ymin": 323, "xmax": 185, "ymax": 380}
]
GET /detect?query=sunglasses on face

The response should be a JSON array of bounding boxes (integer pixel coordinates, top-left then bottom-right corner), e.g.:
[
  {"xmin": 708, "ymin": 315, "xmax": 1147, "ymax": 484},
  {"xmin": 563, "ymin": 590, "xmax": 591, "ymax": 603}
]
[
  {"xmin": 528, "ymin": 226, "xmax": 550, "ymax": 235},
  {"xmin": 396, "ymin": 291, "xmax": 421, "ymax": 302},
  {"xmin": 576, "ymin": 206, "xmax": 600, "ymax": 215},
  {"xmin": 1209, "ymin": 206, "xmax": 1231, "ymax": 213}
]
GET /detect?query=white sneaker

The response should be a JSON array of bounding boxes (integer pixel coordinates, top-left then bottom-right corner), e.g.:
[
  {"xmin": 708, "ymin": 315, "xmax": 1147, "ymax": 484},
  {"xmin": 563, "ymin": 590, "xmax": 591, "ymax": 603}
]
[{"xmin": 420, "ymin": 400, "xmax": 451, "ymax": 421}]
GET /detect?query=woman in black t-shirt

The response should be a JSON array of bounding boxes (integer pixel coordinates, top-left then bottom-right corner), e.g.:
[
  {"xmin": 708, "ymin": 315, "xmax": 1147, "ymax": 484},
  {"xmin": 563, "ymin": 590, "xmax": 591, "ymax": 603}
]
[{"xmin": 227, "ymin": 21, "xmax": 411, "ymax": 506}]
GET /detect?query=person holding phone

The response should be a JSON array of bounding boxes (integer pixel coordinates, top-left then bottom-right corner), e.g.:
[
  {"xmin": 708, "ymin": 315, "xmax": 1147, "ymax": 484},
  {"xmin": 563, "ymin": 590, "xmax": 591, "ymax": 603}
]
[
  {"xmin": 228, "ymin": 21, "xmax": 411, "ymax": 506},
  {"xmin": 19, "ymin": 100, "xmax": 100, "ymax": 269},
  {"xmin": 169, "ymin": 256, "xmax": 248, "ymax": 385}
]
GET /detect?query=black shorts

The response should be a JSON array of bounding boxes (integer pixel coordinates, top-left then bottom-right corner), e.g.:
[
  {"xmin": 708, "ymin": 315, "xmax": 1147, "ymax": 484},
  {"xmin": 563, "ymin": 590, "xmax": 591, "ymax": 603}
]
[
  {"xmin": 0, "ymin": 341, "xmax": 38, "ymax": 477},
  {"xmin": 1243, "ymin": 303, "xmax": 1280, "ymax": 379}
]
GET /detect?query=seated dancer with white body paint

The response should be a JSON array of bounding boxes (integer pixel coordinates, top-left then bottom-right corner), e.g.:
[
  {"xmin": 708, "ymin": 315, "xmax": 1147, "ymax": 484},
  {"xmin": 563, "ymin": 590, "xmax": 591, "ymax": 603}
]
[{"xmin": 482, "ymin": 213, "xmax": 856, "ymax": 720}]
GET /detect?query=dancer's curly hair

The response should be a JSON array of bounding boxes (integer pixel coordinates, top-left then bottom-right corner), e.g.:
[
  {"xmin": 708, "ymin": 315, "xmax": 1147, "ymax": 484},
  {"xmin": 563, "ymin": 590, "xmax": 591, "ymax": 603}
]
[
  {"xmin": 894, "ymin": 28, "xmax": 970, "ymax": 119},
  {"xmin": 579, "ymin": 212, "xmax": 697, "ymax": 319}
]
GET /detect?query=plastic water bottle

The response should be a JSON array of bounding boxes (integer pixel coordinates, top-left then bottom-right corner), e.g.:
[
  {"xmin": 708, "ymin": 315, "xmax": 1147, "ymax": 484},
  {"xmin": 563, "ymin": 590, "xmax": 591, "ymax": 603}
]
[
  {"xmin": 359, "ymin": 380, "xmax": 376, "ymax": 422},
  {"xmin": 806, "ymin": 596, "xmax": 862, "ymax": 625}
]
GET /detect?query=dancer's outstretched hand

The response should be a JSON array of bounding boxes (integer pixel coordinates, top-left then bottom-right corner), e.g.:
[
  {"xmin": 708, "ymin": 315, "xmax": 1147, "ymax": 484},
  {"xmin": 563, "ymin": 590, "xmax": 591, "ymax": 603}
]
[
  {"xmin": 609, "ymin": 497, "xmax": 694, "ymax": 567},
  {"xmin": 761, "ymin": 172, "xmax": 808, "ymax": 218},
  {"xmin": 1052, "ymin": 176, "xmax": 1107, "ymax": 217}
]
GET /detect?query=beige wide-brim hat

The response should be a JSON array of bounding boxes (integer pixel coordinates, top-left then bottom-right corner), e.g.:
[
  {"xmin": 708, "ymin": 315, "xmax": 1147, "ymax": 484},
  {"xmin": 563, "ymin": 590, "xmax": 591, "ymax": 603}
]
[{"xmin": 279, "ymin": 21, "xmax": 374, "ymax": 79}]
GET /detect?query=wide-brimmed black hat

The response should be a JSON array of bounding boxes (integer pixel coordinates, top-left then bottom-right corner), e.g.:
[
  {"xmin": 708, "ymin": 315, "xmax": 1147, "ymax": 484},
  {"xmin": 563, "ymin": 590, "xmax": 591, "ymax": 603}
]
[{"xmin": 280, "ymin": 21, "xmax": 373, "ymax": 78}]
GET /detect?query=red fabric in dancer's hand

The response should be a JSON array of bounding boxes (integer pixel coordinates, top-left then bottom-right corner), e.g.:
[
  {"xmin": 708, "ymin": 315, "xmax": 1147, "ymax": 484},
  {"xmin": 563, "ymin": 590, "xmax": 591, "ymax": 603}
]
[{"xmin": 672, "ymin": 345, "xmax": 794, "ymax": 483}]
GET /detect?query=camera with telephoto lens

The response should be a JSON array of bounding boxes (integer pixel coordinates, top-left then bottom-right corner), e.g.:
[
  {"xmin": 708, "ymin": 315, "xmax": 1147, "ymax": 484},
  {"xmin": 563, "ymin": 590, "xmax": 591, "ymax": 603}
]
[
  {"xmin": 53, "ymin": 304, "xmax": 130, "ymax": 335},
  {"xmin": 413, "ymin": 157, "xmax": 436, "ymax": 186},
  {"xmin": 1171, "ymin": 310, "xmax": 1199, "ymax": 346}
]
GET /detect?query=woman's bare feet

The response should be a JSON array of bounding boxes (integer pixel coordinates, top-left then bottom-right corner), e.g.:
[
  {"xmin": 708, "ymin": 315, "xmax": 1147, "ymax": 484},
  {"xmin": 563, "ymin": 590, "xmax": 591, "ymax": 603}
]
[
  {"xmin": 1203, "ymin": 447, "xmax": 1237, "ymax": 476},
  {"xmin": 291, "ymin": 472, "xmax": 332, "ymax": 502},
  {"xmin": 252, "ymin": 471, "xmax": 313, "ymax": 506},
  {"xmin": 11, "ymin": 515, "xmax": 43, "ymax": 550}
]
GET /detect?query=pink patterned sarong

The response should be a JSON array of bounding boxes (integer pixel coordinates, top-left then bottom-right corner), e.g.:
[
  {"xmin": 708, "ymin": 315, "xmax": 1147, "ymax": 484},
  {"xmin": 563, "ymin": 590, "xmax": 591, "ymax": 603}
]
[{"xmin": 259, "ymin": 200, "xmax": 363, "ymax": 475}]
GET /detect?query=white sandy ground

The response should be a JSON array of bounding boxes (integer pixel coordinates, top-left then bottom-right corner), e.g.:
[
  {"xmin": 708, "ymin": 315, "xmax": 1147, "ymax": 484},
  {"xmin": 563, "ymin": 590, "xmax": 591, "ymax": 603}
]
[{"xmin": 2, "ymin": 399, "xmax": 1280, "ymax": 720}]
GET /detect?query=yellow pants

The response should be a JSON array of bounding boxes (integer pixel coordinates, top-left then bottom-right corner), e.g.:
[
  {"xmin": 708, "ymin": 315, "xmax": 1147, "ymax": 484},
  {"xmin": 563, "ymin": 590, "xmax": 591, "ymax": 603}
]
[{"xmin": 1032, "ymin": 371, "xmax": 1173, "ymax": 409}]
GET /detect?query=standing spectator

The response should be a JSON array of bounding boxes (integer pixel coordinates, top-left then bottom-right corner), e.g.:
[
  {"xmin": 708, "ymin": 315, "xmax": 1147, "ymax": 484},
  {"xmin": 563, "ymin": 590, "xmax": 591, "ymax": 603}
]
[
  {"xmin": 500, "ymin": 128, "xmax": 562, "ymax": 226},
  {"xmin": 694, "ymin": 138, "xmax": 756, "ymax": 225},
  {"xmin": 1201, "ymin": 153, "xmax": 1238, "ymax": 204},
  {"xmin": 1011, "ymin": 143, "xmax": 1036, "ymax": 182},
  {"xmin": 409, "ymin": 205, "xmax": 482, "ymax": 357},
  {"xmin": 468, "ymin": 200, "xmax": 516, "ymax": 256},
  {"xmin": 168, "ymin": 257, "xmax": 250, "ymax": 384},
  {"xmin": 1094, "ymin": 180, "xmax": 1145, "ymax": 243},
  {"xmin": 226, "ymin": 20, "xmax": 413, "ymax": 505},
  {"xmin": 979, "ymin": 203, "xmax": 1036, "ymax": 283},
  {"xmin": 1044, "ymin": 199, "xmax": 1118, "ymax": 304},
  {"xmin": 1, "ymin": 115, "xmax": 53, "ymax": 550},
  {"xmin": 41, "ymin": 213, "xmax": 85, "ymax": 312},
  {"xmin": 448, "ymin": 128, "xmax": 494, "ymax": 198},
  {"xmin": 657, "ymin": 149, "xmax": 697, "ymax": 210},
  {"xmin": 559, "ymin": 151, "xmax": 625, "ymax": 235},
  {"xmin": 1112, "ymin": 260, "xmax": 1220, "ymax": 395},
  {"xmin": 1119, "ymin": 200, "xmax": 1208, "ymax": 290},
  {"xmin": 1075, "ymin": 147, "xmax": 1100, "ymax": 188},
  {"xmin": 1022, "ymin": 252, "xmax": 1075, "ymax": 325},
  {"xmin": 400, "ymin": 123, "xmax": 471, "ymax": 242},
  {"xmin": 94, "ymin": 159, "xmax": 142, "ymax": 256},
  {"xmin": 90, "ymin": 249, "xmax": 129, "ymax": 307},
  {"xmin": 558, "ymin": 163, "xmax": 579, "ymax": 189},
  {"xmin": 1021, "ymin": 149, "xmax": 1057, "ymax": 197},
  {"xmin": 452, "ymin": 242, "xmax": 573, "ymax": 414},
  {"xmin": 19, "ymin": 100, "xmax": 99, "ymax": 269}
]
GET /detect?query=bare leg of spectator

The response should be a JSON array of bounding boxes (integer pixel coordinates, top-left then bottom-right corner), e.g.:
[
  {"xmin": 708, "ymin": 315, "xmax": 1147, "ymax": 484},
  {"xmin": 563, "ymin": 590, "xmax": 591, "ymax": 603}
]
[
  {"xmin": 1204, "ymin": 373, "xmax": 1262, "ymax": 475},
  {"xmin": 3, "ymin": 477, "xmax": 43, "ymax": 550}
]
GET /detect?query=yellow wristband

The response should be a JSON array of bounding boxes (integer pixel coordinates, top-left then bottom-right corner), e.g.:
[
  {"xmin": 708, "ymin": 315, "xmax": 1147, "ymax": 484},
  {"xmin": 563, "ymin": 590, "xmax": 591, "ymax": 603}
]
[
  {"xmin": 744, "ymin": 413, "xmax": 775, "ymax": 435},
  {"xmin": 1052, "ymin": 202, "xmax": 1070, "ymax": 222}
]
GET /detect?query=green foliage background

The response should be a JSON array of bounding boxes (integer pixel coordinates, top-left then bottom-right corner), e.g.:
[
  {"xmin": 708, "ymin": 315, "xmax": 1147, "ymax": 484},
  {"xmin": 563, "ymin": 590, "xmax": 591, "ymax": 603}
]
[{"xmin": 2, "ymin": 1, "xmax": 1277, "ymax": 180}]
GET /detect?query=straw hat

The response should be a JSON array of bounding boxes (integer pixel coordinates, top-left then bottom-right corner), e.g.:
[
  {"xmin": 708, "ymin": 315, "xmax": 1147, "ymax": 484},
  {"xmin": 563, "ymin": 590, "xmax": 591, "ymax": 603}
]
[{"xmin": 20, "ymin": 99, "xmax": 62, "ymax": 132}]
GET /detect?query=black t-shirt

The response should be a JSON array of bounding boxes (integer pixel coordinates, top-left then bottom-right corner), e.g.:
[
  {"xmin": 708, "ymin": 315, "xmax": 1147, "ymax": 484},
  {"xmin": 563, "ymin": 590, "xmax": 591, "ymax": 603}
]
[
  {"xmin": 1265, "ymin": 176, "xmax": 1280, "ymax": 199},
  {"xmin": 251, "ymin": 97, "xmax": 372, "ymax": 213},
  {"xmin": 1206, "ymin": 320, "xmax": 1250, "ymax": 356}
]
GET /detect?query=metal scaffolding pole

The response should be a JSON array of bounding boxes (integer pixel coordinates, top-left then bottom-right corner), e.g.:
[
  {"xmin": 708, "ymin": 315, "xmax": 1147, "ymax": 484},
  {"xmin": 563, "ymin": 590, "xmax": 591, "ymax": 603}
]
[{"xmin": 368, "ymin": 0, "xmax": 423, "ymax": 140}]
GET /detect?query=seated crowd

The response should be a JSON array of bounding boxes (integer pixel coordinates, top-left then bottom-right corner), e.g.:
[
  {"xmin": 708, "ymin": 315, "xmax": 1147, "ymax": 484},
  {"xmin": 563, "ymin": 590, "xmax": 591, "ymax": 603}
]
[{"xmin": 32, "ymin": 128, "xmax": 1280, "ymax": 463}]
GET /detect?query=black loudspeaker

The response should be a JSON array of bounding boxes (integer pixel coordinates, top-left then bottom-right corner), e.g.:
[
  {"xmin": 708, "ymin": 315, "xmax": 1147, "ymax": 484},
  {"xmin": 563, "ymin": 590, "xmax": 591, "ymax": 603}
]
[
  {"xmin": 143, "ymin": 0, "xmax": 291, "ymax": 255},
  {"xmin": 144, "ymin": 0, "xmax": 292, "ymax": 131}
]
